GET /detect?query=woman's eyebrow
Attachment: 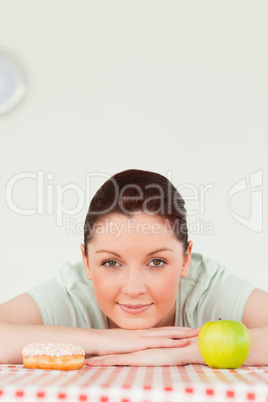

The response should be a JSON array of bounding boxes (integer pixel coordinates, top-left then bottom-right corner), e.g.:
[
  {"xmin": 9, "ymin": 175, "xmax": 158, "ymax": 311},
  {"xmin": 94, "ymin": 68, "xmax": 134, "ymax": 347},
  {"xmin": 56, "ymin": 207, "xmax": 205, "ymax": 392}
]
[{"xmin": 95, "ymin": 248, "xmax": 174, "ymax": 257}]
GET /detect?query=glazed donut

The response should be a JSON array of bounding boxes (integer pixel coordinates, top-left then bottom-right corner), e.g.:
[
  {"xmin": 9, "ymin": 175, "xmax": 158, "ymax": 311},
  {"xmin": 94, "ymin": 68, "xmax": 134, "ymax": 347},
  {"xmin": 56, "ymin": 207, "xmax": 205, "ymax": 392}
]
[{"xmin": 22, "ymin": 343, "xmax": 85, "ymax": 370}]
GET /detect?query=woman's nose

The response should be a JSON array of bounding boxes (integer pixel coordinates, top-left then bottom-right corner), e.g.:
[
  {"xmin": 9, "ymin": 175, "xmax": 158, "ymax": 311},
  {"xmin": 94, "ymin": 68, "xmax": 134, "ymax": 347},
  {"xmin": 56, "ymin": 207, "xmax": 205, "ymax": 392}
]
[{"xmin": 121, "ymin": 267, "xmax": 146, "ymax": 297}]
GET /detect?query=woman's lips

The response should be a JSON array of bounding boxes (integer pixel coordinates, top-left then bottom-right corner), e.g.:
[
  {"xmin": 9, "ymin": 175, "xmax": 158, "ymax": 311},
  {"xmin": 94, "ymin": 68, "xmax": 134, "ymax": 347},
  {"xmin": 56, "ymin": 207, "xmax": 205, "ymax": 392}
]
[{"xmin": 118, "ymin": 303, "xmax": 152, "ymax": 314}]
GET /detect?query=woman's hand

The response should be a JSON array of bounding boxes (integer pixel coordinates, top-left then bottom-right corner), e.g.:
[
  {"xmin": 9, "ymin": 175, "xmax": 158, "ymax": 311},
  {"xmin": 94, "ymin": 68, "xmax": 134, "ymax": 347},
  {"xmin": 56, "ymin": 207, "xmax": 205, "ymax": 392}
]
[
  {"xmin": 86, "ymin": 335, "xmax": 204, "ymax": 366},
  {"xmin": 89, "ymin": 326, "xmax": 200, "ymax": 357}
]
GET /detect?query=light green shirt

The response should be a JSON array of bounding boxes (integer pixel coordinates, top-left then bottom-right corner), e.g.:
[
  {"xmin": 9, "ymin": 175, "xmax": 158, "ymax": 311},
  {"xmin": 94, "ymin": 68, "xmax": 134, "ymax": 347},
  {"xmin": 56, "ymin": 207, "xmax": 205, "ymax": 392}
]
[{"xmin": 27, "ymin": 252, "xmax": 255, "ymax": 329}]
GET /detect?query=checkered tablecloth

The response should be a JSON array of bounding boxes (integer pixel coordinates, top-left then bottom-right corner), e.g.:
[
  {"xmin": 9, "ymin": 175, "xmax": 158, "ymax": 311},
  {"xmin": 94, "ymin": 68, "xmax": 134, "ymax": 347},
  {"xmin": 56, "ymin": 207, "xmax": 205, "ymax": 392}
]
[{"xmin": 0, "ymin": 364, "xmax": 268, "ymax": 402}]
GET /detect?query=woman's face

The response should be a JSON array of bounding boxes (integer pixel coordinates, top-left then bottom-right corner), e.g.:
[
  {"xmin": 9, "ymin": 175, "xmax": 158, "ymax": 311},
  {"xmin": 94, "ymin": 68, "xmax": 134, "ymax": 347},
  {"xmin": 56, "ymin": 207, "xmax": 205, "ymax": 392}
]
[{"xmin": 81, "ymin": 212, "xmax": 192, "ymax": 330}]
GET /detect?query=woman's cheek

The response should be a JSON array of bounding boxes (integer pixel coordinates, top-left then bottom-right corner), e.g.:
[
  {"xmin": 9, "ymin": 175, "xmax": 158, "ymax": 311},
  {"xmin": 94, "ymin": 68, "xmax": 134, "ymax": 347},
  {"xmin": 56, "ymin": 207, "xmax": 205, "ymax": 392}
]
[
  {"xmin": 92, "ymin": 270, "xmax": 121, "ymax": 297},
  {"xmin": 148, "ymin": 270, "xmax": 180, "ymax": 294}
]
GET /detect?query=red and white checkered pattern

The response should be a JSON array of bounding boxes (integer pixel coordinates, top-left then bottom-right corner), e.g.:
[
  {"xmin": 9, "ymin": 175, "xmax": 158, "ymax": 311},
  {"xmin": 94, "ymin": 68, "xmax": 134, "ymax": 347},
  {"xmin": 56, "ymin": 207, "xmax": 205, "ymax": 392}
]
[{"xmin": 0, "ymin": 364, "xmax": 267, "ymax": 402}]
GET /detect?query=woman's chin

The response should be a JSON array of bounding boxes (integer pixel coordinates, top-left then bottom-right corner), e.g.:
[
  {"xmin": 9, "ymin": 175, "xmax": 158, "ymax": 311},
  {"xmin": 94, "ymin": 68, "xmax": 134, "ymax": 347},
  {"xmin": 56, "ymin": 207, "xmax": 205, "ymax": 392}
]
[{"xmin": 108, "ymin": 317, "xmax": 156, "ymax": 330}]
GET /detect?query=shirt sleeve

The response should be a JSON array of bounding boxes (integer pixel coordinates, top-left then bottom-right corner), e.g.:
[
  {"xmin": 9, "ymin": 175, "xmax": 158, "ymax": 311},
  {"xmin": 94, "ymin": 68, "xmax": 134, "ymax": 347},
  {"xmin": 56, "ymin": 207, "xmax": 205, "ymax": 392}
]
[
  {"xmin": 26, "ymin": 261, "xmax": 108, "ymax": 329},
  {"xmin": 198, "ymin": 266, "xmax": 255, "ymax": 324},
  {"xmin": 26, "ymin": 277, "xmax": 88, "ymax": 328},
  {"xmin": 181, "ymin": 254, "xmax": 256, "ymax": 327}
]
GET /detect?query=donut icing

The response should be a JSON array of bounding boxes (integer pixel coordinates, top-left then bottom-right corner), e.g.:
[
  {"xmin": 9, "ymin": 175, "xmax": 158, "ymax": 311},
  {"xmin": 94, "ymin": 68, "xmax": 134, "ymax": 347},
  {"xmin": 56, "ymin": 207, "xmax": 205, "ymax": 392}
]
[
  {"xmin": 22, "ymin": 343, "xmax": 85, "ymax": 371},
  {"xmin": 22, "ymin": 343, "xmax": 85, "ymax": 357}
]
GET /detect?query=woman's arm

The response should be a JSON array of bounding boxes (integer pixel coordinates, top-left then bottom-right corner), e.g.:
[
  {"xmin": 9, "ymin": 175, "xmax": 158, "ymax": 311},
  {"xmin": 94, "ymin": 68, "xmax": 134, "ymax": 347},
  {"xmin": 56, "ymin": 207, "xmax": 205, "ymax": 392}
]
[
  {"xmin": 0, "ymin": 321, "xmax": 200, "ymax": 364},
  {"xmin": 241, "ymin": 288, "xmax": 268, "ymax": 365},
  {"xmin": 85, "ymin": 336, "xmax": 204, "ymax": 366},
  {"xmin": 0, "ymin": 294, "xmax": 199, "ymax": 364},
  {"xmin": 243, "ymin": 326, "xmax": 268, "ymax": 365}
]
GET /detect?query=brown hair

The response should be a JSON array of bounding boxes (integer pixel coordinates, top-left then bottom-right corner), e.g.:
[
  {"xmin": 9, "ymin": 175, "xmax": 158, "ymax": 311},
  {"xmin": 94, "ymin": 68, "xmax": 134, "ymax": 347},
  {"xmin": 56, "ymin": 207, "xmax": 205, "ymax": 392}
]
[{"xmin": 83, "ymin": 169, "xmax": 189, "ymax": 256}]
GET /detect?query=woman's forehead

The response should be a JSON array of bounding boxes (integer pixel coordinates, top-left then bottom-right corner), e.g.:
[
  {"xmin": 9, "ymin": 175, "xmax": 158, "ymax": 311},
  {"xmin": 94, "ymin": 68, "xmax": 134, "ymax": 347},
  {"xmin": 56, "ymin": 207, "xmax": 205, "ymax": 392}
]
[{"xmin": 89, "ymin": 212, "xmax": 180, "ymax": 245}]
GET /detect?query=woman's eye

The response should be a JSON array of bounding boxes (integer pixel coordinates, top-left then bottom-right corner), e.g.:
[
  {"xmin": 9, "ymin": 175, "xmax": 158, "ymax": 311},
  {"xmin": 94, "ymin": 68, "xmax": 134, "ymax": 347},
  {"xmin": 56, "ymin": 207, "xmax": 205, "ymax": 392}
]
[
  {"xmin": 102, "ymin": 259, "xmax": 119, "ymax": 268},
  {"xmin": 149, "ymin": 259, "xmax": 166, "ymax": 268},
  {"xmin": 101, "ymin": 259, "xmax": 166, "ymax": 269}
]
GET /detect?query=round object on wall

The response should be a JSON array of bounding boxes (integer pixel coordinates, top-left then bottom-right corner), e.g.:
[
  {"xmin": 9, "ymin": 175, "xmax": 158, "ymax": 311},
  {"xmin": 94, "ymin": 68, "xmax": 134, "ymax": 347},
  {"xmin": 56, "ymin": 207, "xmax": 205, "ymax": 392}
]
[{"xmin": 0, "ymin": 51, "xmax": 27, "ymax": 115}]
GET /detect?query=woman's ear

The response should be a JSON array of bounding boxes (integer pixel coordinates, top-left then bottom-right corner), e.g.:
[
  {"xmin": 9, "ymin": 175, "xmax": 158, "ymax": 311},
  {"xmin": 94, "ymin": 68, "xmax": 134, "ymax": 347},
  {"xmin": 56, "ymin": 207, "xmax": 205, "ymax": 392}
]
[
  {"xmin": 180, "ymin": 240, "xmax": 193, "ymax": 278},
  {"xmin": 80, "ymin": 244, "xmax": 92, "ymax": 280}
]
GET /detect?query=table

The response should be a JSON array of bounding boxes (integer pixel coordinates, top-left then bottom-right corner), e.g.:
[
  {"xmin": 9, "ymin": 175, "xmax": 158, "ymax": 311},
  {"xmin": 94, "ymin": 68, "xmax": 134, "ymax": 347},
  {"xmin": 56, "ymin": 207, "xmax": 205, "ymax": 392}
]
[{"xmin": 0, "ymin": 364, "xmax": 268, "ymax": 402}]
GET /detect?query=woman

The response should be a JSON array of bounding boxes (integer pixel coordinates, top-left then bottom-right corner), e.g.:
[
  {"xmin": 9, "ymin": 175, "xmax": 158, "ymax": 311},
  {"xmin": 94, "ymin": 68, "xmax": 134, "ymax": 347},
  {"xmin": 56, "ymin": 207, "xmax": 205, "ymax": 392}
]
[{"xmin": 0, "ymin": 169, "xmax": 267, "ymax": 366}]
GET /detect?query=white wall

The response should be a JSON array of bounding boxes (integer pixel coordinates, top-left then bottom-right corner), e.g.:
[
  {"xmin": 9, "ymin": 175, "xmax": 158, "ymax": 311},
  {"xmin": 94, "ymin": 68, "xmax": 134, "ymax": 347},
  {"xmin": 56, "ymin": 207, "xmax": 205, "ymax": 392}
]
[{"xmin": 0, "ymin": 0, "xmax": 267, "ymax": 303}]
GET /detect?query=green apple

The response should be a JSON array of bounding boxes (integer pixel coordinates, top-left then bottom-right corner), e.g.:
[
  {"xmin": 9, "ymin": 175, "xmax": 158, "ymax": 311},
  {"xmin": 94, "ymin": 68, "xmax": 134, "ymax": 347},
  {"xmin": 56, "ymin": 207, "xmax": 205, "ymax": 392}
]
[{"xmin": 198, "ymin": 320, "xmax": 250, "ymax": 369}]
